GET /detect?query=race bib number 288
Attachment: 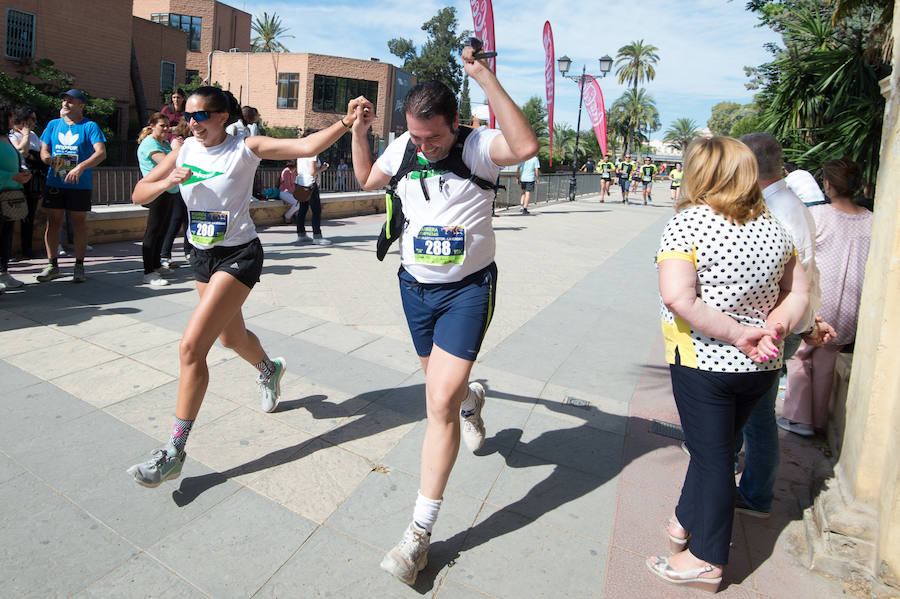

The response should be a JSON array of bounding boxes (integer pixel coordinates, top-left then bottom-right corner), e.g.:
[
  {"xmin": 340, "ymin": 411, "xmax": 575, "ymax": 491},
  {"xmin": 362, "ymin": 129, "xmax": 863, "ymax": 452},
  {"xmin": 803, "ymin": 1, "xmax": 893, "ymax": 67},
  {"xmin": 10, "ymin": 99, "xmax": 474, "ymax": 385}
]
[
  {"xmin": 189, "ymin": 210, "xmax": 229, "ymax": 245},
  {"xmin": 413, "ymin": 225, "xmax": 465, "ymax": 265}
]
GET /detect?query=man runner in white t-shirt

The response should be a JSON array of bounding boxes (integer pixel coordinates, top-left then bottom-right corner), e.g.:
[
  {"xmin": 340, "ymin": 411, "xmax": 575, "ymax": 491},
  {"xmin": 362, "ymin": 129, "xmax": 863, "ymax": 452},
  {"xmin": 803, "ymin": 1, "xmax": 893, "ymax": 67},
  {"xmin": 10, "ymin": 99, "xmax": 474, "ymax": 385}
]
[{"xmin": 350, "ymin": 44, "xmax": 538, "ymax": 585}]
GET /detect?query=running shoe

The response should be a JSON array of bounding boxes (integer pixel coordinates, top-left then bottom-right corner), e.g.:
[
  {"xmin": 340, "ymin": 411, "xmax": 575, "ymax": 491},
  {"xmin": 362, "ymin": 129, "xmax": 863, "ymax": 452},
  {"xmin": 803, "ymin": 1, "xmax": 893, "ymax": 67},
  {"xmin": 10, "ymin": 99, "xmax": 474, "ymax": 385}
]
[
  {"xmin": 312, "ymin": 235, "xmax": 332, "ymax": 246},
  {"xmin": 380, "ymin": 522, "xmax": 430, "ymax": 585},
  {"xmin": 259, "ymin": 357, "xmax": 286, "ymax": 413},
  {"xmin": 0, "ymin": 272, "xmax": 24, "ymax": 289},
  {"xmin": 156, "ymin": 265, "xmax": 173, "ymax": 275},
  {"xmin": 160, "ymin": 259, "xmax": 181, "ymax": 269},
  {"xmin": 461, "ymin": 382, "xmax": 486, "ymax": 452},
  {"xmin": 36, "ymin": 264, "xmax": 61, "ymax": 282},
  {"xmin": 127, "ymin": 443, "xmax": 186, "ymax": 488},
  {"xmin": 143, "ymin": 272, "xmax": 169, "ymax": 287},
  {"xmin": 72, "ymin": 263, "xmax": 86, "ymax": 283},
  {"xmin": 776, "ymin": 416, "xmax": 814, "ymax": 436},
  {"xmin": 296, "ymin": 235, "xmax": 313, "ymax": 244}
]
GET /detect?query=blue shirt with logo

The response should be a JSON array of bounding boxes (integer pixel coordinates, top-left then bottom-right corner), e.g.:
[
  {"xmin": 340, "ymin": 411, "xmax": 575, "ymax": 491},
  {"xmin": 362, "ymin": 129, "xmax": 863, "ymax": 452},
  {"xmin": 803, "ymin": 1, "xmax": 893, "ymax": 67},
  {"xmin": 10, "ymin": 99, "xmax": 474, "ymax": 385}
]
[{"xmin": 40, "ymin": 118, "xmax": 107, "ymax": 190}]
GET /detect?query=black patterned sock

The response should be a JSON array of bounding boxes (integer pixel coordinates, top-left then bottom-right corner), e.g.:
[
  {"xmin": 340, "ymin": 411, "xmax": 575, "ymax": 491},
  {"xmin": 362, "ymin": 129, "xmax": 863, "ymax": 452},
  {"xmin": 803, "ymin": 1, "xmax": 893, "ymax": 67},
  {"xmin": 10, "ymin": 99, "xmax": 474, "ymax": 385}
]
[
  {"xmin": 255, "ymin": 357, "xmax": 276, "ymax": 379},
  {"xmin": 169, "ymin": 417, "xmax": 194, "ymax": 452}
]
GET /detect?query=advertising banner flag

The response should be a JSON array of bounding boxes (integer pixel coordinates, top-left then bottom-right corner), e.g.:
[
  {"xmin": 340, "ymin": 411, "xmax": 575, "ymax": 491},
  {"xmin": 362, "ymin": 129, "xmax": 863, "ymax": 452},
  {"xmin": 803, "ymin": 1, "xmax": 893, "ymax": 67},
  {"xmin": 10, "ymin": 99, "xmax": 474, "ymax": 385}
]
[
  {"xmin": 583, "ymin": 74, "xmax": 607, "ymax": 157},
  {"xmin": 470, "ymin": 0, "xmax": 497, "ymax": 128},
  {"xmin": 542, "ymin": 21, "xmax": 555, "ymax": 166}
]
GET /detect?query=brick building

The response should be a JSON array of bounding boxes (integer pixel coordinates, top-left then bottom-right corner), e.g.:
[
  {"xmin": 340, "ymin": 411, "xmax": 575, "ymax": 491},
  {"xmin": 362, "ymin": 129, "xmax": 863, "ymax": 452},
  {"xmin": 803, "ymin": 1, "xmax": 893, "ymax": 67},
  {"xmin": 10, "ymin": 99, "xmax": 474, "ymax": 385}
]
[{"xmin": 132, "ymin": 0, "xmax": 251, "ymax": 82}]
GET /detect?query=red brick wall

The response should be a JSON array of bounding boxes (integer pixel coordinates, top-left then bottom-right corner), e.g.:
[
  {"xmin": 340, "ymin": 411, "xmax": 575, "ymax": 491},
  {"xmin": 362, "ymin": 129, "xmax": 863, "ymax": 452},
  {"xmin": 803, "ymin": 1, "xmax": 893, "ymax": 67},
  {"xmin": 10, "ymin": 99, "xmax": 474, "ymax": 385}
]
[
  {"xmin": 209, "ymin": 52, "xmax": 394, "ymax": 140},
  {"xmin": 131, "ymin": 17, "xmax": 187, "ymax": 115}
]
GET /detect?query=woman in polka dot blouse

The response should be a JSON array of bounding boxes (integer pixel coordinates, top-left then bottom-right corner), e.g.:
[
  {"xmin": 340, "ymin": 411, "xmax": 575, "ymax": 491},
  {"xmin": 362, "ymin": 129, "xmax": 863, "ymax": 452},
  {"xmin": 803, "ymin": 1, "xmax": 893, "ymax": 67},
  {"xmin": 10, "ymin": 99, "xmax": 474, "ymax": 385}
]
[
  {"xmin": 780, "ymin": 158, "xmax": 873, "ymax": 436},
  {"xmin": 646, "ymin": 137, "xmax": 810, "ymax": 592}
]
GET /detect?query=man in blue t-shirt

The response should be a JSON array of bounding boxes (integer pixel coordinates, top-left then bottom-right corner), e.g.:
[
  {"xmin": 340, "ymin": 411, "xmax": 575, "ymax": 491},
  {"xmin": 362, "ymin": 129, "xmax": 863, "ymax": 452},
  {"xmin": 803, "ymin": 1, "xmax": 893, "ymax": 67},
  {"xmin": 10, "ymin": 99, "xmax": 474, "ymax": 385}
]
[
  {"xmin": 37, "ymin": 89, "xmax": 107, "ymax": 283},
  {"xmin": 517, "ymin": 155, "xmax": 540, "ymax": 215}
]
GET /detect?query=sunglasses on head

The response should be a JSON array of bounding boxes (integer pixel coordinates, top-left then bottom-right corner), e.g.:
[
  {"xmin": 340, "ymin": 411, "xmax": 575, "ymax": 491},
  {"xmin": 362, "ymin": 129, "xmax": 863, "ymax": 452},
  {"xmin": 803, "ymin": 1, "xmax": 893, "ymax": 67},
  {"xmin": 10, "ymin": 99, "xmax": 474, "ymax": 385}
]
[{"xmin": 183, "ymin": 110, "xmax": 220, "ymax": 122}]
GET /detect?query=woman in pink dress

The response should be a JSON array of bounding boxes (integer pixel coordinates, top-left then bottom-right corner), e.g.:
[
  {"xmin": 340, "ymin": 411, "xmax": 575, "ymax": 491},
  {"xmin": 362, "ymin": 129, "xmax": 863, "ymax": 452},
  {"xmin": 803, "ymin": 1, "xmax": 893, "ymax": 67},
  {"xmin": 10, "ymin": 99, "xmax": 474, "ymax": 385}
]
[{"xmin": 779, "ymin": 158, "xmax": 874, "ymax": 436}]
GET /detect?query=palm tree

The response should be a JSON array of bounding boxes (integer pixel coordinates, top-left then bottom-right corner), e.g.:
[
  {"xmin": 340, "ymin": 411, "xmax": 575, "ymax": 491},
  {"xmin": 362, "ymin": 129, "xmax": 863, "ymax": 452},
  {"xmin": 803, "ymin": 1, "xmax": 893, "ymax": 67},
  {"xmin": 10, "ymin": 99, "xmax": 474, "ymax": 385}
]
[
  {"xmin": 615, "ymin": 40, "xmax": 660, "ymax": 91},
  {"xmin": 664, "ymin": 118, "xmax": 699, "ymax": 152},
  {"xmin": 611, "ymin": 88, "xmax": 660, "ymax": 155},
  {"xmin": 251, "ymin": 12, "xmax": 293, "ymax": 52}
]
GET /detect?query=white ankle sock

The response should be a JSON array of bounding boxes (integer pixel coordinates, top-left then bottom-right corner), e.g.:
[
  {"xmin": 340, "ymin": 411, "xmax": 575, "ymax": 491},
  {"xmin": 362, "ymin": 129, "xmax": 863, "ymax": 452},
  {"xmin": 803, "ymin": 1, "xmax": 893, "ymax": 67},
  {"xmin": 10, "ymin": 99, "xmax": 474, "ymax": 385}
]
[
  {"xmin": 459, "ymin": 385, "xmax": 476, "ymax": 414},
  {"xmin": 412, "ymin": 491, "xmax": 442, "ymax": 535}
]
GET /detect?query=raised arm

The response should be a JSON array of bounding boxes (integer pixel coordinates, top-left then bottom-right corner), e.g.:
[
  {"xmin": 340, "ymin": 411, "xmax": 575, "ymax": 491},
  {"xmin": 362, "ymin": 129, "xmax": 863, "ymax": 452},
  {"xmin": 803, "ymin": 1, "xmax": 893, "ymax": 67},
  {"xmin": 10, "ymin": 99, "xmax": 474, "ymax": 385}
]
[
  {"xmin": 350, "ymin": 104, "xmax": 391, "ymax": 191},
  {"xmin": 132, "ymin": 147, "xmax": 186, "ymax": 205},
  {"xmin": 461, "ymin": 46, "xmax": 538, "ymax": 167},
  {"xmin": 246, "ymin": 96, "xmax": 373, "ymax": 161}
]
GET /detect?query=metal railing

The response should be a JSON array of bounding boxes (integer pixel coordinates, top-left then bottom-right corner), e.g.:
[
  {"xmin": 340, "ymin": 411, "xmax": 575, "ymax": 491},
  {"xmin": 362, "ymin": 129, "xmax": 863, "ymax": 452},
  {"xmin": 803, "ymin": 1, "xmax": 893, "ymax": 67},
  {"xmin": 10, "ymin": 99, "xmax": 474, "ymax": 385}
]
[{"xmin": 90, "ymin": 168, "xmax": 608, "ymax": 206}]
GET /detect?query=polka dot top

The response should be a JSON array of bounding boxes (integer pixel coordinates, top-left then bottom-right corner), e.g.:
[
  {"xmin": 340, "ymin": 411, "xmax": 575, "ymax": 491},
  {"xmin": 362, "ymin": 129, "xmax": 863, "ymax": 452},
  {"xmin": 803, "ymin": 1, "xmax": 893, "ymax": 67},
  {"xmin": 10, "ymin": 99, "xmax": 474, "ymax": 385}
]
[{"xmin": 656, "ymin": 205, "xmax": 795, "ymax": 373}]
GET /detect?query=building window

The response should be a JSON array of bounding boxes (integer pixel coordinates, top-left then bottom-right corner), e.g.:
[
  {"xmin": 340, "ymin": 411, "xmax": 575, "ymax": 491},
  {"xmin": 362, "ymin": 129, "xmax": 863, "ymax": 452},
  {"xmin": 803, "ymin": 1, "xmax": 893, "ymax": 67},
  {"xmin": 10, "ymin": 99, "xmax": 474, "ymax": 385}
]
[
  {"xmin": 5, "ymin": 8, "xmax": 35, "ymax": 61},
  {"xmin": 313, "ymin": 75, "xmax": 378, "ymax": 114},
  {"xmin": 161, "ymin": 61, "xmax": 176, "ymax": 92},
  {"xmin": 151, "ymin": 12, "xmax": 201, "ymax": 52},
  {"xmin": 277, "ymin": 73, "xmax": 300, "ymax": 109},
  {"xmin": 185, "ymin": 69, "xmax": 199, "ymax": 84}
]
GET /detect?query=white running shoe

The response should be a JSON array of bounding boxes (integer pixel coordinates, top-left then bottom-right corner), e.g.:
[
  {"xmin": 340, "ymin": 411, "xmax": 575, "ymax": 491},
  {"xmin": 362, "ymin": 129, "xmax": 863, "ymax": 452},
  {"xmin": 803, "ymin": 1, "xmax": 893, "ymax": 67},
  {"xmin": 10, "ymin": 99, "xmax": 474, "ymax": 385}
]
[
  {"xmin": 461, "ymin": 382, "xmax": 486, "ymax": 452},
  {"xmin": 0, "ymin": 272, "xmax": 24, "ymax": 289},
  {"xmin": 312, "ymin": 235, "xmax": 332, "ymax": 246},
  {"xmin": 143, "ymin": 272, "xmax": 169, "ymax": 287},
  {"xmin": 380, "ymin": 522, "xmax": 430, "ymax": 585},
  {"xmin": 258, "ymin": 357, "xmax": 286, "ymax": 413},
  {"xmin": 296, "ymin": 235, "xmax": 313, "ymax": 244}
]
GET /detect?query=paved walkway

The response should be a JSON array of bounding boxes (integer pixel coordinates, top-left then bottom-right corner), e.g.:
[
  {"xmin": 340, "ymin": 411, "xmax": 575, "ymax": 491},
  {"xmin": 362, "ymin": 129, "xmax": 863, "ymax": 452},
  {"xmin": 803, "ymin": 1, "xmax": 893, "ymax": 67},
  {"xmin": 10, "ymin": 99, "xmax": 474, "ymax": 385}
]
[{"xmin": 0, "ymin": 185, "xmax": 845, "ymax": 598}]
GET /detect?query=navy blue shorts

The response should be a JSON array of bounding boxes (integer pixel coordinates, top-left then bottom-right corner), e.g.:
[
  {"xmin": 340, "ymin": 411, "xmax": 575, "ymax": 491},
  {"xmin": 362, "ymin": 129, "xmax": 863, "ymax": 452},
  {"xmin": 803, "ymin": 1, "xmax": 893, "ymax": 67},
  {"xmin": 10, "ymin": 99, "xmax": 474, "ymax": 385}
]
[{"xmin": 398, "ymin": 262, "xmax": 497, "ymax": 361}]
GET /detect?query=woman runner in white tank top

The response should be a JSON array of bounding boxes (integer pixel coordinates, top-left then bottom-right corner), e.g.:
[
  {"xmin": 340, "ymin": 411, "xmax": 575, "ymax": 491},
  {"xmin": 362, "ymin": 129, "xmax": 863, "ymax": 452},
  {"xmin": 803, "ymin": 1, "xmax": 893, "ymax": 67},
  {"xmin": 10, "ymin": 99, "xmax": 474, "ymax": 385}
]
[{"xmin": 127, "ymin": 86, "xmax": 375, "ymax": 488}]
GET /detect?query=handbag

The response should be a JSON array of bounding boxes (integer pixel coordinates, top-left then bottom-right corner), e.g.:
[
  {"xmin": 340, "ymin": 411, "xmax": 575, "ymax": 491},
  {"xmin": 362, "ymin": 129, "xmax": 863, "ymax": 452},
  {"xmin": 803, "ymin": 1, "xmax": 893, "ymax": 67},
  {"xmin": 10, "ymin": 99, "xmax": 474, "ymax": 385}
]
[
  {"xmin": 292, "ymin": 184, "xmax": 312, "ymax": 203},
  {"xmin": 0, "ymin": 145, "xmax": 28, "ymax": 221},
  {"xmin": 0, "ymin": 188, "xmax": 27, "ymax": 221}
]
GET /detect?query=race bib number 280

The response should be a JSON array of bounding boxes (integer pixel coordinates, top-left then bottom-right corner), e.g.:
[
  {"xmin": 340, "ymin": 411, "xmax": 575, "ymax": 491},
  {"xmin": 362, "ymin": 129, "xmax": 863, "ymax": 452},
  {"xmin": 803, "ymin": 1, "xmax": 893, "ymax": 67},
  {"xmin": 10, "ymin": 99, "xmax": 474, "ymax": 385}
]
[
  {"xmin": 189, "ymin": 210, "xmax": 229, "ymax": 245},
  {"xmin": 413, "ymin": 225, "xmax": 465, "ymax": 265}
]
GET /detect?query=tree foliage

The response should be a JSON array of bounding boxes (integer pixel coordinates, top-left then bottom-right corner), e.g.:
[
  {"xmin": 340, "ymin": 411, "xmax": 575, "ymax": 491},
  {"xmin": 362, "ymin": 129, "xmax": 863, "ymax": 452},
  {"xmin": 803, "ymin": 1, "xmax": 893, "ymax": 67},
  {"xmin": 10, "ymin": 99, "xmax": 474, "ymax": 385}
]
[
  {"xmin": 388, "ymin": 7, "xmax": 470, "ymax": 95},
  {"xmin": 0, "ymin": 59, "xmax": 116, "ymax": 139},
  {"xmin": 521, "ymin": 95, "xmax": 548, "ymax": 139},
  {"xmin": 746, "ymin": 0, "xmax": 890, "ymax": 188},
  {"xmin": 664, "ymin": 118, "xmax": 700, "ymax": 151},
  {"xmin": 614, "ymin": 40, "xmax": 660, "ymax": 90},
  {"xmin": 251, "ymin": 12, "xmax": 293, "ymax": 52},
  {"xmin": 459, "ymin": 76, "xmax": 471, "ymax": 122},
  {"xmin": 610, "ymin": 88, "xmax": 660, "ymax": 154},
  {"xmin": 707, "ymin": 101, "xmax": 744, "ymax": 136}
]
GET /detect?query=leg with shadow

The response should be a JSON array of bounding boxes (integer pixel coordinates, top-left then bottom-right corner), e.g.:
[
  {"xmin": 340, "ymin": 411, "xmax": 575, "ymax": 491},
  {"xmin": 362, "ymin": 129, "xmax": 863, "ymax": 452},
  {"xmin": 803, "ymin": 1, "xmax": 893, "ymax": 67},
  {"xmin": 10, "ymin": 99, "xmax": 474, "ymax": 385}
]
[
  {"xmin": 161, "ymin": 191, "xmax": 186, "ymax": 264},
  {"xmin": 295, "ymin": 201, "xmax": 310, "ymax": 240}
]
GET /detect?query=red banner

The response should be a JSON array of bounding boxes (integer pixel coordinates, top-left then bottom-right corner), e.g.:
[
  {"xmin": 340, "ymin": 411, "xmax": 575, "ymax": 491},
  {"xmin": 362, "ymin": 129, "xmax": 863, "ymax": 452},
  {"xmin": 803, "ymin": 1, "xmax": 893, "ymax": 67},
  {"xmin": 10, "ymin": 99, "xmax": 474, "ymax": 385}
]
[
  {"xmin": 582, "ymin": 74, "xmax": 607, "ymax": 157},
  {"xmin": 543, "ymin": 21, "xmax": 554, "ymax": 166},
  {"xmin": 470, "ymin": 0, "xmax": 497, "ymax": 128}
]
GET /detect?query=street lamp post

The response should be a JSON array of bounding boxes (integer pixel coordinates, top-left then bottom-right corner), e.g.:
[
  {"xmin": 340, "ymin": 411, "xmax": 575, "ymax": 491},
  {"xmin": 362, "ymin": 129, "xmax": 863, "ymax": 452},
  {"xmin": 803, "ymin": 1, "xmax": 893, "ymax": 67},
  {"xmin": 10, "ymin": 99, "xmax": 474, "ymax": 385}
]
[{"xmin": 558, "ymin": 54, "xmax": 613, "ymax": 201}]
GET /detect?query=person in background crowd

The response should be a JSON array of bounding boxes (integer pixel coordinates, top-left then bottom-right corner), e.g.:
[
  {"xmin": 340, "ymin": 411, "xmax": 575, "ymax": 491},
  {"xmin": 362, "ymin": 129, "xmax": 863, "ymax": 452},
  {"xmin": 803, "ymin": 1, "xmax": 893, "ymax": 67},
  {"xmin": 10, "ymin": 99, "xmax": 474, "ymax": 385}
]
[
  {"xmin": 616, "ymin": 153, "xmax": 636, "ymax": 204},
  {"xmin": 640, "ymin": 156, "xmax": 657, "ymax": 205},
  {"xmin": 517, "ymin": 154, "xmax": 540, "ymax": 215},
  {"xmin": 160, "ymin": 120, "xmax": 191, "ymax": 269},
  {"xmin": 161, "ymin": 89, "xmax": 186, "ymax": 133},
  {"xmin": 9, "ymin": 107, "xmax": 45, "ymax": 259},
  {"xmin": 279, "ymin": 161, "xmax": 300, "ymax": 223},
  {"xmin": 781, "ymin": 158, "xmax": 873, "ymax": 437},
  {"xmin": 295, "ymin": 141, "xmax": 331, "ymax": 245},
  {"xmin": 0, "ymin": 102, "xmax": 33, "ymax": 290},
  {"xmin": 650, "ymin": 136, "xmax": 809, "ymax": 593},
  {"xmin": 136, "ymin": 113, "xmax": 179, "ymax": 287},
  {"xmin": 581, "ymin": 157, "xmax": 595, "ymax": 173},
  {"xmin": 336, "ymin": 158, "xmax": 349, "ymax": 191},
  {"xmin": 226, "ymin": 106, "xmax": 261, "ymax": 139},
  {"xmin": 127, "ymin": 86, "xmax": 369, "ymax": 488},
  {"xmin": 669, "ymin": 162, "xmax": 683, "ymax": 202},
  {"xmin": 37, "ymin": 89, "xmax": 107, "ymax": 283},
  {"xmin": 598, "ymin": 153, "xmax": 615, "ymax": 202},
  {"xmin": 784, "ymin": 162, "xmax": 827, "ymax": 207}
]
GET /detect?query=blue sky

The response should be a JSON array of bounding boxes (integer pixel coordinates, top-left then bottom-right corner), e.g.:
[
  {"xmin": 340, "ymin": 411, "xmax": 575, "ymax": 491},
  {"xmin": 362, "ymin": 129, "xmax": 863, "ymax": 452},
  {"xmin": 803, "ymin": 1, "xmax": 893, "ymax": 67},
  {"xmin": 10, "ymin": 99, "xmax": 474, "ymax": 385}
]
[{"xmin": 231, "ymin": 0, "xmax": 781, "ymax": 139}]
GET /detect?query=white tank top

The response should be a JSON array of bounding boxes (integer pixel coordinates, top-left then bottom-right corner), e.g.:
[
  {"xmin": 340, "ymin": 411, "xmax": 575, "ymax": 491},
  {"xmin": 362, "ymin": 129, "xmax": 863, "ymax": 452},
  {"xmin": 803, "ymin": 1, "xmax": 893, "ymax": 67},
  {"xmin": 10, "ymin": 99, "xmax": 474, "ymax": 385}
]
[{"xmin": 176, "ymin": 134, "xmax": 260, "ymax": 249}]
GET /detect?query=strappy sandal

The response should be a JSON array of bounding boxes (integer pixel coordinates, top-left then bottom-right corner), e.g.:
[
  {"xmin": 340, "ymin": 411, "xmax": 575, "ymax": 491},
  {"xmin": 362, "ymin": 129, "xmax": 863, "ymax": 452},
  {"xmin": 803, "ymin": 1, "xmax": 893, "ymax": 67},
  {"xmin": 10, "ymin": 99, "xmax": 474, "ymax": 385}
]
[
  {"xmin": 646, "ymin": 555, "xmax": 723, "ymax": 593},
  {"xmin": 667, "ymin": 517, "xmax": 690, "ymax": 553}
]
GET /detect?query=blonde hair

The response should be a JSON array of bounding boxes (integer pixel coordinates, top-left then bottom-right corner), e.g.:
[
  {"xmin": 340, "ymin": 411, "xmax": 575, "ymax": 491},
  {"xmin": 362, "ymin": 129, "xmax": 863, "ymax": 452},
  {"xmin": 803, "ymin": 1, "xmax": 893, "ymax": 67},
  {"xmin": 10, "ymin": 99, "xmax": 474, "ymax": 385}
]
[
  {"xmin": 172, "ymin": 119, "xmax": 192, "ymax": 139},
  {"xmin": 677, "ymin": 136, "xmax": 765, "ymax": 225},
  {"xmin": 137, "ymin": 112, "xmax": 168, "ymax": 143}
]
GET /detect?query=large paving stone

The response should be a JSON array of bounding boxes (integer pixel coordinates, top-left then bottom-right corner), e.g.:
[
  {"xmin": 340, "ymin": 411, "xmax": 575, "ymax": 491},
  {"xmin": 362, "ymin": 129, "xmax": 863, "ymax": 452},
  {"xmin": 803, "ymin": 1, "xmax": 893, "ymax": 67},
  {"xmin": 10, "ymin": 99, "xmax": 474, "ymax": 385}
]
[
  {"xmin": 72, "ymin": 553, "xmax": 210, "ymax": 599},
  {"xmin": 147, "ymin": 488, "xmax": 318, "ymax": 598}
]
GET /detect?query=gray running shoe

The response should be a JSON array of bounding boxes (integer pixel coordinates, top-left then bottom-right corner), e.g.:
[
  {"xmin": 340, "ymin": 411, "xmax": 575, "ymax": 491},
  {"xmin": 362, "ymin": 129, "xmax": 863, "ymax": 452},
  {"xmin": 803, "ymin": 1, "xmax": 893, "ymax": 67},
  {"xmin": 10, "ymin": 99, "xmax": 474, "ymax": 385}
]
[
  {"xmin": 380, "ymin": 522, "xmax": 430, "ymax": 585},
  {"xmin": 259, "ymin": 357, "xmax": 286, "ymax": 413},
  {"xmin": 461, "ymin": 382, "xmax": 486, "ymax": 452},
  {"xmin": 127, "ymin": 443, "xmax": 185, "ymax": 488},
  {"xmin": 36, "ymin": 264, "xmax": 61, "ymax": 282},
  {"xmin": 72, "ymin": 263, "xmax": 86, "ymax": 283}
]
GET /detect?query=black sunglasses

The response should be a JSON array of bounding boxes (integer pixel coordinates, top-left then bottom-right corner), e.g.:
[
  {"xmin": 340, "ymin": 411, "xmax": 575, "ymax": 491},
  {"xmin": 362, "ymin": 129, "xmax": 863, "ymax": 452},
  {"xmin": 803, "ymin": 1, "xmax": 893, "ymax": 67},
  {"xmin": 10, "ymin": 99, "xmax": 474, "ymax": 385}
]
[{"xmin": 183, "ymin": 110, "xmax": 221, "ymax": 122}]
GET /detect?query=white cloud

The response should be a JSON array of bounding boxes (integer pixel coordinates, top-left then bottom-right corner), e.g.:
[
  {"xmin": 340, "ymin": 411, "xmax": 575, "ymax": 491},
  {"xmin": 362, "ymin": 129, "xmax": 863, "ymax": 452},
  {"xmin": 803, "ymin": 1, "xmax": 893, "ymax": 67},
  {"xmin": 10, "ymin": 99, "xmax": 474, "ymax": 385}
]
[{"xmin": 234, "ymin": 0, "xmax": 780, "ymax": 137}]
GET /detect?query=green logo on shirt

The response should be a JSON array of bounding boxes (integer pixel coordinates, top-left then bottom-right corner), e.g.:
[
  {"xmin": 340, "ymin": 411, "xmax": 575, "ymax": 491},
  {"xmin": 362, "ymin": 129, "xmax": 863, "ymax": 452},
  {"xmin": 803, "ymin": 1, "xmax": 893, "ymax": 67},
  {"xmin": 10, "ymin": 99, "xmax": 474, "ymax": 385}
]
[{"xmin": 181, "ymin": 164, "xmax": 225, "ymax": 186}]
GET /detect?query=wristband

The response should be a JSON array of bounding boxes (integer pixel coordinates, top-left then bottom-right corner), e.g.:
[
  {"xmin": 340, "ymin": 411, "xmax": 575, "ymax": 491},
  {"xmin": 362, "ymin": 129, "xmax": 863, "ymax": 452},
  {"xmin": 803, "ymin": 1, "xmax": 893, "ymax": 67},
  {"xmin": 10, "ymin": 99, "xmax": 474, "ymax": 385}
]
[{"xmin": 340, "ymin": 117, "xmax": 351, "ymax": 129}]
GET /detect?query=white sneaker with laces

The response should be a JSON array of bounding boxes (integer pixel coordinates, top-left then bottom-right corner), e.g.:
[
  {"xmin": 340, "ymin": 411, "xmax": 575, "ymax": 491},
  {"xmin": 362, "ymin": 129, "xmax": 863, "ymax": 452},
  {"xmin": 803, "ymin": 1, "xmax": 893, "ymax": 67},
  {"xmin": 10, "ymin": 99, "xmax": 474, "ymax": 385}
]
[
  {"xmin": 312, "ymin": 236, "xmax": 332, "ymax": 246},
  {"xmin": 143, "ymin": 272, "xmax": 169, "ymax": 286},
  {"xmin": 380, "ymin": 522, "xmax": 430, "ymax": 585},
  {"xmin": 461, "ymin": 382, "xmax": 486, "ymax": 452}
]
